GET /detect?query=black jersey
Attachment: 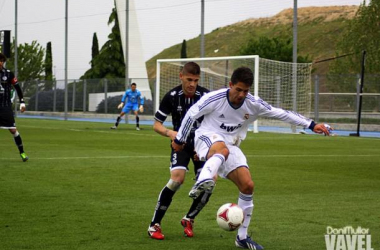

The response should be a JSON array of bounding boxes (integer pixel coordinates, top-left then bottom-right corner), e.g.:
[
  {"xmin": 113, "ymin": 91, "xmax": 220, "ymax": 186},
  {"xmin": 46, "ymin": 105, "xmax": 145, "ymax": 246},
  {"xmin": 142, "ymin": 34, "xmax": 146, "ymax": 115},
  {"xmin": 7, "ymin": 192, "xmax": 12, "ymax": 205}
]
[
  {"xmin": 0, "ymin": 68, "xmax": 18, "ymax": 108},
  {"xmin": 155, "ymin": 85, "xmax": 209, "ymax": 131}
]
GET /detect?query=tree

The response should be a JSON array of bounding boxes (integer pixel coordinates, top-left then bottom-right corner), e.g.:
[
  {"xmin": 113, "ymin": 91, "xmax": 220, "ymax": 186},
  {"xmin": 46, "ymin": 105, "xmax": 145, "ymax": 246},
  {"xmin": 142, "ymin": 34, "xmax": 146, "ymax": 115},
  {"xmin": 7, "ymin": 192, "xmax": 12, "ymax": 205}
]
[
  {"xmin": 239, "ymin": 36, "xmax": 309, "ymax": 63},
  {"xmin": 91, "ymin": 33, "xmax": 99, "ymax": 68},
  {"xmin": 181, "ymin": 39, "xmax": 187, "ymax": 58},
  {"xmin": 6, "ymin": 40, "xmax": 45, "ymax": 96},
  {"xmin": 334, "ymin": 0, "xmax": 380, "ymax": 74},
  {"xmin": 44, "ymin": 41, "xmax": 53, "ymax": 90},
  {"xmin": 81, "ymin": 5, "xmax": 125, "ymax": 79}
]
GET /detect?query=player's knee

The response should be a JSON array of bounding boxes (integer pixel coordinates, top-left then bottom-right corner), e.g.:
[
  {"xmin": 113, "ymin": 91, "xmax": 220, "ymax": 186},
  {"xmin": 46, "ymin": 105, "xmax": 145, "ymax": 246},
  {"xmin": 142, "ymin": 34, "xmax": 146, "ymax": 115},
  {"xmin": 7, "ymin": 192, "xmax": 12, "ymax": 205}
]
[
  {"xmin": 220, "ymin": 147, "xmax": 230, "ymax": 160},
  {"xmin": 166, "ymin": 179, "xmax": 182, "ymax": 192},
  {"xmin": 241, "ymin": 180, "xmax": 254, "ymax": 194}
]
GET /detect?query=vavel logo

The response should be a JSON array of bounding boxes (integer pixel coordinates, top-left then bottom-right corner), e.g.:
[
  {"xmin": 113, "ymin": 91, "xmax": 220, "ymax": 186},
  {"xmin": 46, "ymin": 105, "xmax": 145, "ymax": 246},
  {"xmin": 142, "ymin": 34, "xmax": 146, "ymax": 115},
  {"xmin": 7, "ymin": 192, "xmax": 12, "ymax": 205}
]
[
  {"xmin": 325, "ymin": 226, "xmax": 373, "ymax": 250},
  {"xmin": 220, "ymin": 123, "xmax": 242, "ymax": 132}
]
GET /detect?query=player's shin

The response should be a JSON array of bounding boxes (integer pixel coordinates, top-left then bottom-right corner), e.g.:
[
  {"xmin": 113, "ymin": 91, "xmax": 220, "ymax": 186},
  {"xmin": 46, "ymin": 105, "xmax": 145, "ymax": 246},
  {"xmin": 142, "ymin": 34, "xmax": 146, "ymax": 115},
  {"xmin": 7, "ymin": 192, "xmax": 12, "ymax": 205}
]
[
  {"xmin": 115, "ymin": 116, "xmax": 121, "ymax": 127},
  {"xmin": 150, "ymin": 179, "xmax": 181, "ymax": 226},
  {"xmin": 13, "ymin": 131, "xmax": 24, "ymax": 154},
  {"xmin": 186, "ymin": 190, "xmax": 212, "ymax": 219},
  {"xmin": 237, "ymin": 192, "xmax": 254, "ymax": 240},
  {"xmin": 136, "ymin": 115, "xmax": 139, "ymax": 128},
  {"xmin": 196, "ymin": 154, "xmax": 225, "ymax": 184}
]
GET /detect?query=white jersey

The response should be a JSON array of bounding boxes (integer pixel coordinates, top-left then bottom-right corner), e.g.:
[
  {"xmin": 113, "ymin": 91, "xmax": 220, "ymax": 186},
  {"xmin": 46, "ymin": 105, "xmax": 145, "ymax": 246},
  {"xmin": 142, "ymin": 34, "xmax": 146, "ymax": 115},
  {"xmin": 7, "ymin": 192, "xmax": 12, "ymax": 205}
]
[{"xmin": 175, "ymin": 88, "xmax": 313, "ymax": 146}]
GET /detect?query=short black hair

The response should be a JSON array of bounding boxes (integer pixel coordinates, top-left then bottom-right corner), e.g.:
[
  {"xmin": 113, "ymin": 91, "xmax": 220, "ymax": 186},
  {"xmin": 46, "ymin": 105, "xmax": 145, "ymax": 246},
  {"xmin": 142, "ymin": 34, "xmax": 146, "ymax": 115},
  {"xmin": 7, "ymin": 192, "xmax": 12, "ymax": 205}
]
[
  {"xmin": 231, "ymin": 67, "xmax": 254, "ymax": 87},
  {"xmin": 0, "ymin": 53, "xmax": 7, "ymax": 62},
  {"xmin": 131, "ymin": 83, "xmax": 137, "ymax": 86},
  {"xmin": 181, "ymin": 62, "xmax": 200, "ymax": 75}
]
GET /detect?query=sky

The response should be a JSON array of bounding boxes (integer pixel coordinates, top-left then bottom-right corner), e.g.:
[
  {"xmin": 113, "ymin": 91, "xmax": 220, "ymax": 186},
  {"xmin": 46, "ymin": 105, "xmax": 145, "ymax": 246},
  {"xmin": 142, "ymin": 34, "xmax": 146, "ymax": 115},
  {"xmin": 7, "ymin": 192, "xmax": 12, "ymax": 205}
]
[{"xmin": 0, "ymin": 0, "xmax": 366, "ymax": 80}]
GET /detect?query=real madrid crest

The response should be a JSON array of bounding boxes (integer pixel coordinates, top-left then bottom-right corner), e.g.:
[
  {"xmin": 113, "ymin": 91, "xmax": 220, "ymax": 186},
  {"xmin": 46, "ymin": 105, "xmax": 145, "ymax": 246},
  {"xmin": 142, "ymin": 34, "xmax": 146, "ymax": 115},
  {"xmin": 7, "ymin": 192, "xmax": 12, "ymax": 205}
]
[{"xmin": 244, "ymin": 114, "xmax": 249, "ymax": 119}]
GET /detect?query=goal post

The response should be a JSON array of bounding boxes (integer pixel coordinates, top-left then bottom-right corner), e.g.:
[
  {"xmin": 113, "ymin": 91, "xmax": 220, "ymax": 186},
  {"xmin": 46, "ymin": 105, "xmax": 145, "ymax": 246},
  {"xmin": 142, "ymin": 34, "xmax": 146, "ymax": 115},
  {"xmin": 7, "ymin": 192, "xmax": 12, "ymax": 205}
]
[{"xmin": 156, "ymin": 55, "xmax": 312, "ymax": 134}]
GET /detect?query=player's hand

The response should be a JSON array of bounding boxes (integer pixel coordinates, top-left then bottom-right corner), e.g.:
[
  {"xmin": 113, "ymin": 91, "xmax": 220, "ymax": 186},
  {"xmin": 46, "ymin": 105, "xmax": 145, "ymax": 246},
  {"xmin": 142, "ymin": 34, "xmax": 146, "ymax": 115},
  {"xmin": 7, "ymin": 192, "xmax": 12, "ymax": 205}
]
[
  {"xmin": 20, "ymin": 103, "xmax": 26, "ymax": 113},
  {"xmin": 139, "ymin": 105, "xmax": 144, "ymax": 113},
  {"xmin": 193, "ymin": 153, "xmax": 200, "ymax": 161},
  {"xmin": 166, "ymin": 130, "xmax": 177, "ymax": 141},
  {"xmin": 171, "ymin": 140, "xmax": 184, "ymax": 152},
  {"xmin": 313, "ymin": 123, "xmax": 333, "ymax": 136},
  {"xmin": 117, "ymin": 102, "xmax": 124, "ymax": 109}
]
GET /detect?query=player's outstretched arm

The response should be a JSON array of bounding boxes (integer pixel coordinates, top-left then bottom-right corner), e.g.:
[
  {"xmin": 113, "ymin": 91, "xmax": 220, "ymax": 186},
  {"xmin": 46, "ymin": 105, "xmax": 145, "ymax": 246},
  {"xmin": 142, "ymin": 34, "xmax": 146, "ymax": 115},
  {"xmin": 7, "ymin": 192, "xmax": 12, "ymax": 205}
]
[{"xmin": 310, "ymin": 121, "xmax": 333, "ymax": 136}]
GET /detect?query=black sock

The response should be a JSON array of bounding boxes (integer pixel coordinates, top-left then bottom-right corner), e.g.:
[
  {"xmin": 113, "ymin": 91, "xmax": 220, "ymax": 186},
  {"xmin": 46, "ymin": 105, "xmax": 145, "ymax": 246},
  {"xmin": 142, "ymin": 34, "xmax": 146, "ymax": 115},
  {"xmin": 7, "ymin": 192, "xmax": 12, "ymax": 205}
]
[
  {"xmin": 14, "ymin": 135, "xmax": 24, "ymax": 154},
  {"xmin": 151, "ymin": 186, "xmax": 175, "ymax": 226},
  {"xmin": 186, "ymin": 191, "xmax": 212, "ymax": 219},
  {"xmin": 136, "ymin": 116, "xmax": 140, "ymax": 128},
  {"xmin": 115, "ymin": 116, "xmax": 121, "ymax": 127}
]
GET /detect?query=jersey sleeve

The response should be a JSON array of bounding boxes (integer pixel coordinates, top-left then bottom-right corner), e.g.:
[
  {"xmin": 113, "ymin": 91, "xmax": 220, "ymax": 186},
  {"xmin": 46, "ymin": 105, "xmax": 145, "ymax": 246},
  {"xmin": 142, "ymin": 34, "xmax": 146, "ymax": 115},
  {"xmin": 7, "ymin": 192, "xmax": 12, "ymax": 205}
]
[
  {"xmin": 138, "ymin": 91, "xmax": 144, "ymax": 105},
  {"xmin": 175, "ymin": 91, "xmax": 221, "ymax": 144},
  {"xmin": 10, "ymin": 72, "xmax": 24, "ymax": 102},
  {"xmin": 253, "ymin": 96, "xmax": 312, "ymax": 128},
  {"xmin": 10, "ymin": 72, "xmax": 18, "ymax": 85},
  {"xmin": 154, "ymin": 92, "xmax": 172, "ymax": 123},
  {"xmin": 121, "ymin": 90, "xmax": 128, "ymax": 103}
]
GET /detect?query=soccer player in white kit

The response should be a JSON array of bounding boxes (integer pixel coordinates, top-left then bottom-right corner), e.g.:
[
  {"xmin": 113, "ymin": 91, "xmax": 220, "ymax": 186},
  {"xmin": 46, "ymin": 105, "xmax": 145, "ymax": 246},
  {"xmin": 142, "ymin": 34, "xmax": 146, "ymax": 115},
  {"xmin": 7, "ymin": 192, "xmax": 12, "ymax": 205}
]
[{"xmin": 172, "ymin": 67, "xmax": 331, "ymax": 249}]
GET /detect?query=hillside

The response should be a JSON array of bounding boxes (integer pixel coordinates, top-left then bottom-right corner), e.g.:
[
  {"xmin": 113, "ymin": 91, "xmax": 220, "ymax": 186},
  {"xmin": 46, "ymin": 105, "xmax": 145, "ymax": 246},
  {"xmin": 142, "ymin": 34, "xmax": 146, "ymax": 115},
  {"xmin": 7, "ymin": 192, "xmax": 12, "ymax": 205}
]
[{"xmin": 146, "ymin": 6, "xmax": 359, "ymax": 79}]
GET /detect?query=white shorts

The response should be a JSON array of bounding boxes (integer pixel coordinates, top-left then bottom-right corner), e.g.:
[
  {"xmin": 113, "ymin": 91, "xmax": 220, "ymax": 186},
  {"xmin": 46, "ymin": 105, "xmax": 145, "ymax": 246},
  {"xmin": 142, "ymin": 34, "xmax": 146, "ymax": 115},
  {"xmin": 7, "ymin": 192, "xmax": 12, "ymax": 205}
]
[{"xmin": 194, "ymin": 131, "xmax": 248, "ymax": 179}]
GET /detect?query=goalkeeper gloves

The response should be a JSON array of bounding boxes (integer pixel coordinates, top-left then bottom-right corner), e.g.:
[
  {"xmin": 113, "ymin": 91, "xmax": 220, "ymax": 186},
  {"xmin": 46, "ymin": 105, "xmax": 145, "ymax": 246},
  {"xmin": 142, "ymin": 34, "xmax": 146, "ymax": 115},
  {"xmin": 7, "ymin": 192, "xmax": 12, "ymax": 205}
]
[
  {"xmin": 20, "ymin": 102, "xmax": 26, "ymax": 112},
  {"xmin": 139, "ymin": 105, "xmax": 144, "ymax": 113},
  {"xmin": 117, "ymin": 102, "xmax": 124, "ymax": 109}
]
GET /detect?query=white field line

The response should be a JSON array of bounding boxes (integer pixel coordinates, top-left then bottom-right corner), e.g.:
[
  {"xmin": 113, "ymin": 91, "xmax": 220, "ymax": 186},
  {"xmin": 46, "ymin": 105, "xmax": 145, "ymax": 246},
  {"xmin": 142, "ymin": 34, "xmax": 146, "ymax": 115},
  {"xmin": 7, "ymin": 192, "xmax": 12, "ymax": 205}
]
[
  {"xmin": 19, "ymin": 125, "xmax": 159, "ymax": 137},
  {"xmin": 1, "ymin": 154, "xmax": 379, "ymax": 161}
]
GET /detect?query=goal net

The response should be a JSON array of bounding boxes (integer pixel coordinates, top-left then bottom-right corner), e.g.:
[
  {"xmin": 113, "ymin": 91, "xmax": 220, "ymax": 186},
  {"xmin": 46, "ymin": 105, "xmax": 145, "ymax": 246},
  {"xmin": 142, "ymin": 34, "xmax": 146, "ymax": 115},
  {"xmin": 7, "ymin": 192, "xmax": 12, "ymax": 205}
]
[{"xmin": 156, "ymin": 55, "xmax": 312, "ymax": 133}]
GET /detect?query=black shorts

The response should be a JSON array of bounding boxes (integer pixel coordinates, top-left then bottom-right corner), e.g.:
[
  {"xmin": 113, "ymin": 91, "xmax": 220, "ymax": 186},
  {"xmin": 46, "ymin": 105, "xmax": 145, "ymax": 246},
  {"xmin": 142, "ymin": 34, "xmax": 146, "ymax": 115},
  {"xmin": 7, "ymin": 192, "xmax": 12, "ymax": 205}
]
[
  {"xmin": 0, "ymin": 106, "xmax": 16, "ymax": 129},
  {"xmin": 170, "ymin": 135, "xmax": 205, "ymax": 178}
]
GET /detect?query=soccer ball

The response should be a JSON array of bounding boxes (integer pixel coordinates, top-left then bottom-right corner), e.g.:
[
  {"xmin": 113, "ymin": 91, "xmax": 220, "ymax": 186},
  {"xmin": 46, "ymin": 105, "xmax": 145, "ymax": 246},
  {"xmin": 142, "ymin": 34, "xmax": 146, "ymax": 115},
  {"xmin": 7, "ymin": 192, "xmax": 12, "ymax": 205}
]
[{"xmin": 216, "ymin": 203, "xmax": 244, "ymax": 231}]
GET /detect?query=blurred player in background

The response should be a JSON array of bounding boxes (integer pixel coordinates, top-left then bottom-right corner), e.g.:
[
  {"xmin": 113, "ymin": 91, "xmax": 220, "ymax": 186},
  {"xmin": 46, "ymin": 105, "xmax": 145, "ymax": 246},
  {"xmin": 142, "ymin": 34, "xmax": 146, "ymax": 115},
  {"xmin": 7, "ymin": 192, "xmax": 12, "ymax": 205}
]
[
  {"xmin": 172, "ymin": 66, "xmax": 332, "ymax": 249},
  {"xmin": 111, "ymin": 82, "xmax": 144, "ymax": 130},
  {"xmin": 148, "ymin": 62, "xmax": 210, "ymax": 240},
  {"xmin": 0, "ymin": 53, "xmax": 29, "ymax": 162}
]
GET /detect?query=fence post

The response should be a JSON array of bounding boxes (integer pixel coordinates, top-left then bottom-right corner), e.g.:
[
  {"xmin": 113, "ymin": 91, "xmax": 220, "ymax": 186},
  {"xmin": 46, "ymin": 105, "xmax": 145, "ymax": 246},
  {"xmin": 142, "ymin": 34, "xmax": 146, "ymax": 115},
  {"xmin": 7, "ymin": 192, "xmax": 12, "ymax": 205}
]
[
  {"xmin": 83, "ymin": 79, "xmax": 87, "ymax": 112},
  {"xmin": 276, "ymin": 76, "xmax": 281, "ymax": 108},
  {"xmin": 72, "ymin": 81, "xmax": 76, "ymax": 112},
  {"xmin": 314, "ymin": 75, "xmax": 319, "ymax": 122},
  {"xmin": 356, "ymin": 74, "xmax": 360, "ymax": 113},
  {"xmin": 53, "ymin": 80, "xmax": 57, "ymax": 112},
  {"xmin": 35, "ymin": 81, "xmax": 39, "ymax": 111},
  {"xmin": 104, "ymin": 78, "xmax": 108, "ymax": 114}
]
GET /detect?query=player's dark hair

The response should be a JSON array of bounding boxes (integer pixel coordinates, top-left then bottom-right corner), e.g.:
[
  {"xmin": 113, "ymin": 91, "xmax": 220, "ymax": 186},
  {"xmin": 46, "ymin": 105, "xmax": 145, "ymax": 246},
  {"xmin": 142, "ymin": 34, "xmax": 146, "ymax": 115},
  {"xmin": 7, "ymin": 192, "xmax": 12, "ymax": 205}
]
[
  {"xmin": 182, "ymin": 62, "xmax": 200, "ymax": 75},
  {"xmin": 0, "ymin": 53, "xmax": 7, "ymax": 62},
  {"xmin": 131, "ymin": 83, "xmax": 137, "ymax": 86},
  {"xmin": 231, "ymin": 67, "xmax": 254, "ymax": 87}
]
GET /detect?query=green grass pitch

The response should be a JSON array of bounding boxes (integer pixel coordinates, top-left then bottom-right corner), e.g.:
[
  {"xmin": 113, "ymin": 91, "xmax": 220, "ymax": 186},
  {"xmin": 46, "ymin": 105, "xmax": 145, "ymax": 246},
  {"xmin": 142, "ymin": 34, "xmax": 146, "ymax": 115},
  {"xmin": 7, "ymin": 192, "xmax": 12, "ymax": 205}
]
[{"xmin": 1, "ymin": 118, "xmax": 379, "ymax": 250}]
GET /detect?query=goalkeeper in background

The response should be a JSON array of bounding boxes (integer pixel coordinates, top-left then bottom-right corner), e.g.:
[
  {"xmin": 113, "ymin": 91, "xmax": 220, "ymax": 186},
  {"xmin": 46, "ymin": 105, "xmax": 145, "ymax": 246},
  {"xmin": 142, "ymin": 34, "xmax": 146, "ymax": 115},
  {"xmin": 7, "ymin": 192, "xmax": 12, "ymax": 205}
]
[
  {"xmin": 0, "ymin": 52, "xmax": 28, "ymax": 162},
  {"xmin": 110, "ymin": 82, "xmax": 144, "ymax": 130}
]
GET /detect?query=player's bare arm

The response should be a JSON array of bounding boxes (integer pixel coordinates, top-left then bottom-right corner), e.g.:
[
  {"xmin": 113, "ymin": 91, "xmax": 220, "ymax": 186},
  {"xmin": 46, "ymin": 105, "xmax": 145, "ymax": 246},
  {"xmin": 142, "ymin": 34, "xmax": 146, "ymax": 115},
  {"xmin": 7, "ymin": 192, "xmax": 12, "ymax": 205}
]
[{"xmin": 153, "ymin": 120, "xmax": 177, "ymax": 140}]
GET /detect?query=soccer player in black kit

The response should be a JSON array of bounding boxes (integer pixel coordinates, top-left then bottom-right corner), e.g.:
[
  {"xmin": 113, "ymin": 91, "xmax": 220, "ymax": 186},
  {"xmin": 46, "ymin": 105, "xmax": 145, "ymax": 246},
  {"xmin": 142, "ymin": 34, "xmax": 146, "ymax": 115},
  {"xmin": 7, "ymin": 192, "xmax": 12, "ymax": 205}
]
[
  {"xmin": 0, "ymin": 53, "xmax": 28, "ymax": 162},
  {"xmin": 148, "ymin": 62, "xmax": 210, "ymax": 240}
]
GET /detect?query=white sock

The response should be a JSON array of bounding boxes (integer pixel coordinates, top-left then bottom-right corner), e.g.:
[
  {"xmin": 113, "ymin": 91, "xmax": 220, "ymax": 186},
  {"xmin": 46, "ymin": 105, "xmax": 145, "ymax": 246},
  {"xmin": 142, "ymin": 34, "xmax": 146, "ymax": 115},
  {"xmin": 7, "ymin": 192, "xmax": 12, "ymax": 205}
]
[
  {"xmin": 237, "ymin": 192, "xmax": 254, "ymax": 240},
  {"xmin": 196, "ymin": 154, "xmax": 225, "ymax": 184}
]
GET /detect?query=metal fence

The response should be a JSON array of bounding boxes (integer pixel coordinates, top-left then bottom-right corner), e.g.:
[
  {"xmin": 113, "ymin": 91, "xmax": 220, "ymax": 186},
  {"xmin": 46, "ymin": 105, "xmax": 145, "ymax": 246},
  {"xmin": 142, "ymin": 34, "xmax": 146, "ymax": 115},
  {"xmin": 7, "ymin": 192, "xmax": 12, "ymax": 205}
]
[
  {"xmin": 14, "ymin": 78, "xmax": 156, "ymax": 118},
  {"xmin": 14, "ymin": 74, "xmax": 380, "ymax": 130},
  {"xmin": 312, "ymin": 74, "xmax": 380, "ymax": 123}
]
